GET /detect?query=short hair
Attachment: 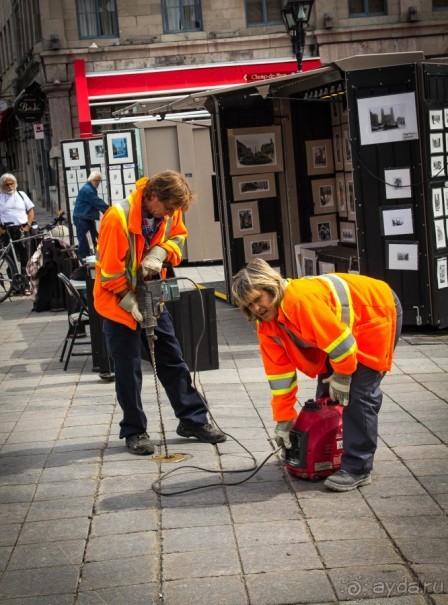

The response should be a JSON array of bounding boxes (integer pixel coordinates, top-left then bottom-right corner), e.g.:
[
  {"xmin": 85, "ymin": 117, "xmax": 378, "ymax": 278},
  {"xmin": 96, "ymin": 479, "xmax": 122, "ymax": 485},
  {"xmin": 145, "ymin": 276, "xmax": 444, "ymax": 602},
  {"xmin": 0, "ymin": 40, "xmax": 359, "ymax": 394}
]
[
  {"xmin": 143, "ymin": 170, "xmax": 194, "ymax": 212},
  {"xmin": 232, "ymin": 258, "xmax": 286, "ymax": 322},
  {"xmin": 0, "ymin": 173, "xmax": 17, "ymax": 189},
  {"xmin": 87, "ymin": 171, "xmax": 102, "ymax": 182}
]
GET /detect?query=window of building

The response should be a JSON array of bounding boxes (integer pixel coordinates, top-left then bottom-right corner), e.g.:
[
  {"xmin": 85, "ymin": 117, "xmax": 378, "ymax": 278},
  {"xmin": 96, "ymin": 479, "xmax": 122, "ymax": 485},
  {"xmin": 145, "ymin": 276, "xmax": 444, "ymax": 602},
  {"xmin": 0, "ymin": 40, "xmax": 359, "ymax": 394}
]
[
  {"xmin": 162, "ymin": 0, "xmax": 202, "ymax": 33},
  {"xmin": 433, "ymin": 0, "xmax": 448, "ymax": 9},
  {"xmin": 349, "ymin": 1, "xmax": 387, "ymax": 17},
  {"xmin": 245, "ymin": 0, "xmax": 283, "ymax": 26},
  {"xmin": 76, "ymin": 0, "xmax": 119, "ymax": 38}
]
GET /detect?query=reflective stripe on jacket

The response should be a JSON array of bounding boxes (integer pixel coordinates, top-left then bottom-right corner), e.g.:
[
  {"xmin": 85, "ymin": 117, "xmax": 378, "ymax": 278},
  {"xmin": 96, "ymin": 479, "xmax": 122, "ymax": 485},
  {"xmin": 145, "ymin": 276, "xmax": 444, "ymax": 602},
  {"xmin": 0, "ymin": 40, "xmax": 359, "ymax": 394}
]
[
  {"xmin": 257, "ymin": 273, "xmax": 397, "ymax": 421},
  {"xmin": 93, "ymin": 177, "xmax": 187, "ymax": 329}
]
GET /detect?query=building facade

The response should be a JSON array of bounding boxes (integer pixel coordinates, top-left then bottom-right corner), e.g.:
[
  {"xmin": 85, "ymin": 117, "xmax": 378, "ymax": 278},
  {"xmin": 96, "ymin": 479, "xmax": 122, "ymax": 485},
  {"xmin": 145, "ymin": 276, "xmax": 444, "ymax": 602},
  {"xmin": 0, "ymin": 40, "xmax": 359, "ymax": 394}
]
[{"xmin": 0, "ymin": 0, "xmax": 447, "ymax": 212}]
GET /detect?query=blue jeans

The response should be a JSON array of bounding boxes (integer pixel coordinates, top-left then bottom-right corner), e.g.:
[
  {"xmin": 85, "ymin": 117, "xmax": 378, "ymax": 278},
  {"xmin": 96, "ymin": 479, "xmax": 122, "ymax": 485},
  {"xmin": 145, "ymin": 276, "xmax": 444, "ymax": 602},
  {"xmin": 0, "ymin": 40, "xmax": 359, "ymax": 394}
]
[
  {"xmin": 73, "ymin": 216, "xmax": 97, "ymax": 259},
  {"xmin": 103, "ymin": 308, "xmax": 208, "ymax": 439}
]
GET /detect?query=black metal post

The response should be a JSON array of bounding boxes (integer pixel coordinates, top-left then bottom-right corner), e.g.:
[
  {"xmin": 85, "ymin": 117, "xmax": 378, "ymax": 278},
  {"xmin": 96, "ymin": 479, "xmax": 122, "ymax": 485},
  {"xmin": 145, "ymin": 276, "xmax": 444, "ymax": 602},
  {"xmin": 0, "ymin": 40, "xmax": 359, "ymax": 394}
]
[{"xmin": 295, "ymin": 22, "xmax": 306, "ymax": 72}]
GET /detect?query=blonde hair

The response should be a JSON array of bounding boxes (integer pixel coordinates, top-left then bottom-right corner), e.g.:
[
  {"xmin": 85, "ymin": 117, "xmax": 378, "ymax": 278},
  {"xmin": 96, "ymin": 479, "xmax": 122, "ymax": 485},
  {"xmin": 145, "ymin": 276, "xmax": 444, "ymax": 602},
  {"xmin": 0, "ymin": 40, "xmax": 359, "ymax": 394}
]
[
  {"xmin": 143, "ymin": 170, "xmax": 194, "ymax": 211},
  {"xmin": 232, "ymin": 258, "xmax": 285, "ymax": 322}
]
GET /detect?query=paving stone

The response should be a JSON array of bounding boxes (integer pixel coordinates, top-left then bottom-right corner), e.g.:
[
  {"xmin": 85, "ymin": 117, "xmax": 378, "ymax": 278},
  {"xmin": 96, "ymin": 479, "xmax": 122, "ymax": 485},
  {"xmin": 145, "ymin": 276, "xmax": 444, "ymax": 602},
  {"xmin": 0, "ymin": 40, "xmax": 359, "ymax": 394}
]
[
  {"xmin": 405, "ymin": 458, "xmax": 448, "ymax": 476},
  {"xmin": 245, "ymin": 569, "xmax": 335, "ymax": 604},
  {"xmin": 418, "ymin": 474, "xmax": 448, "ymax": 494},
  {"xmin": 381, "ymin": 515, "xmax": 448, "ymax": 540},
  {"xmin": 76, "ymin": 583, "xmax": 159, "ymax": 604},
  {"xmin": 393, "ymin": 537, "xmax": 448, "ymax": 564},
  {"xmin": 163, "ymin": 524, "xmax": 236, "ymax": 553},
  {"xmin": 90, "ymin": 509, "xmax": 158, "ymax": 536},
  {"xmin": 85, "ymin": 531, "xmax": 157, "ymax": 562},
  {"xmin": 0, "ymin": 484, "xmax": 36, "ymax": 504},
  {"xmin": 298, "ymin": 492, "xmax": 374, "ymax": 518},
  {"xmin": 317, "ymin": 537, "xmax": 402, "ymax": 568},
  {"xmin": 229, "ymin": 498, "xmax": 300, "ymax": 523},
  {"xmin": 328, "ymin": 564, "xmax": 418, "ymax": 600},
  {"xmin": 163, "ymin": 547, "xmax": 241, "ymax": 580},
  {"xmin": 234, "ymin": 519, "xmax": 309, "ymax": 548},
  {"xmin": 79, "ymin": 555, "xmax": 158, "ymax": 590},
  {"xmin": 17, "ymin": 517, "xmax": 90, "ymax": 545},
  {"xmin": 360, "ymin": 476, "xmax": 426, "ymax": 497},
  {"xmin": 411, "ymin": 564, "xmax": 448, "ymax": 595},
  {"xmin": 26, "ymin": 496, "xmax": 93, "ymax": 521},
  {"xmin": 0, "ymin": 565, "xmax": 79, "ymax": 598},
  {"xmin": 162, "ymin": 504, "xmax": 232, "ymax": 529},
  {"xmin": 163, "ymin": 576, "xmax": 247, "ymax": 605},
  {"xmin": 307, "ymin": 516, "xmax": 386, "ymax": 541},
  {"xmin": 366, "ymin": 494, "xmax": 443, "ymax": 517},
  {"xmin": 240, "ymin": 541, "xmax": 322, "ymax": 574},
  {"xmin": 33, "ymin": 478, "xmax": 97, "ymax": 500},
  {"xmin": 7, "ymin": 539, "xmax": 85, "ymax": 570}
]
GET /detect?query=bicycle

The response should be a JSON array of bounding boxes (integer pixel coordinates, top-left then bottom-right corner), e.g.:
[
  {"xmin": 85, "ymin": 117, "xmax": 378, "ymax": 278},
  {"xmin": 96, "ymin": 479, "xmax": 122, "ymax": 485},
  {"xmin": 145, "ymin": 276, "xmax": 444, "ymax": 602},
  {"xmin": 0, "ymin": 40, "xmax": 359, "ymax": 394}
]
[{"xmin": 0, "ymin": 212, "xmax": 68, "ymax": 303}]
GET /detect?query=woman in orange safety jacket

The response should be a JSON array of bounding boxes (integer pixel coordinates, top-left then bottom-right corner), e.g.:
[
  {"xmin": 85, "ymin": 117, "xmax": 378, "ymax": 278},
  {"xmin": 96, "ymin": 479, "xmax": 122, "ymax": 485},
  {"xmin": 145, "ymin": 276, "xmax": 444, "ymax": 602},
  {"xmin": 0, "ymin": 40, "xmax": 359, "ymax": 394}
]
[{"xmin": 232, "ymin": 258, "xmax": 402, "ymax": 492}]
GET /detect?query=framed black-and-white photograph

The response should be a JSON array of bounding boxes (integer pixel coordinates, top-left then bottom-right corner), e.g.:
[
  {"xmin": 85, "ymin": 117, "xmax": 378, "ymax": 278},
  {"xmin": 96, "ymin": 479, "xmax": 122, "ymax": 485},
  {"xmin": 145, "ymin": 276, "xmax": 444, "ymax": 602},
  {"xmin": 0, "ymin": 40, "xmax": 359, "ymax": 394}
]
[
  {"xmin": 430, "ymin": 132, "xmax": 444, "ymax": 154},
  {"xmin": 381, "ymin": 205, "xmax": 414, "ymax": 236},
  {"xmin": 305, "ymin": 139, "xmax": 334, "ymax": 176},
  {"xmin": 227, "ymin": 126, "xmax": 284, "ymax": 175},
  {"xmin": 433, "ymin": 188, "xmax": 444, "ymax": 218},
  {"xmin": 232, "ymin": 173, "xmax": 276, "ymax": 201},
  {"xmin": 387, "ymin": 241, "xmax": 419, "ymax": 271},
  {"xmin": 124, "ymin": 184, "xmax": 135, "ymax": 198},
  {"xmin": 110, "ymin": 184, "xmax": 124, "ymax": 202},
  {"xmin": 88, "ymin": 139, "xmax": 105, "ymax": 164},
  {"xmin": 384, "ymin": 168, "xmax": 412, "ymax": 199},
  {"xmin": 302, "ymin": 247, "xmax": 317, "ymax": 276},
  {"xmin": 445, "ymin": 108, "xmax": 448, "ymax": 128},
  {"xmin": 310, "ymin": 214, "xmax": 338, "ymax": 243},
  {"xmin": 333, "ymin": 129, "xmax": 344, "ymax": 171},
  {"xmin": 123, "ymin": 167, "xmax": 137, "ymax": 184},
  {"xmin": 66, "ymin": 170, "xmax": 77, "ymax": 184},
  {"xmin": 243, "ymin": 232, "xmax": 279, "ymax": 262},
  {"xmin": 311, "ymin": 178, "xmax": 336, "ymax": 214},
  {"xmin": 346, "ymin": 178, "xmax": 356, "ymax": 220},
  {"xmin": 437, "ymin": 256, "xmax": 448, "ymax": 289},
  {"xmin": 357, "ymin": 92, "xmax": 419, "ymax": 146},
  {"xmin": 340, "ymin": 221, "xmax": 357, "ymax": 244},
  {"xmin": 431, "ymin": 155, "xmax": 445, "ymax": 178},
  {"xmin": 434, "ymin": 219, "xmax": 447, "ymax": 249},
  {"xmin": 443, "ymin": 187, "xmax": 448, "ymax": 216},
  {"xmin": 62, "ymin": 140, "xmax": 86, "ymax": 168},
  {"xmin": 109, "ymin": 168, "xmax": 122, "ymax": 185},
  {"xmin": 106, "ymin": 131, "xmax": 134, "ymax": 165},
  {"xmin": 76, "ymin": 169, "xmax": 87, "ymax": 184},
  {"xmin": 429, "ymin": 109, "xmax": 443, "ymax": 130},
  {"xmin": 319, "ymin": 261, "xmax": 336, "ymax": 275},
  {"xmin": 67, "ymin": 183, "xmax": 79, "ymax": 198},
  {"xmin": 342, "ymin": 126, "xmax": 352, "ymax": 171},
  {"xmin": 231, "ymin": 201, "xmax": 260, "ymax": 238},
  {"xmin": 335, "ymin": 173, "xmax": 347, "ymax": 217}
]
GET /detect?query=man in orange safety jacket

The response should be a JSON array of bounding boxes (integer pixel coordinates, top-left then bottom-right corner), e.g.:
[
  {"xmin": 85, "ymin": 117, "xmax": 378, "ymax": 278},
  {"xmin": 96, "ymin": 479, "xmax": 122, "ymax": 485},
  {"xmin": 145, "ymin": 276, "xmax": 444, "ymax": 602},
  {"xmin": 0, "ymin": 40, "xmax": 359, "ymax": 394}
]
[
  {"xmin": 94, "ymin": 171, "xmax": 225, "ymax": 455},
  {"xmin": 232, "ymin": 258, "xmax": 403, "ymax": 491}
]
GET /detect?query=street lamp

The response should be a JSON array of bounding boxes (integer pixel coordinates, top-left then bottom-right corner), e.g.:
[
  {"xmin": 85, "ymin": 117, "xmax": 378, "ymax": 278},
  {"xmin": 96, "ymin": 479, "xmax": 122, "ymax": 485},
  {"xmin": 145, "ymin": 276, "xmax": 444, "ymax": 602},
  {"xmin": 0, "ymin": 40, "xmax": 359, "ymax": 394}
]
[{"xmin": 281, "ymin": 0, "xmax": 315, "ymax": 72}]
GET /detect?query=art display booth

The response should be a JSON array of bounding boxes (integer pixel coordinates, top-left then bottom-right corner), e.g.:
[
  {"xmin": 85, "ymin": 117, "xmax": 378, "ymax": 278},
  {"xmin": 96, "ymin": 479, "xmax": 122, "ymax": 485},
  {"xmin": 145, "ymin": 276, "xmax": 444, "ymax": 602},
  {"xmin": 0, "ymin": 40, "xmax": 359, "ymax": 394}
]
[{"xmin": 156, "ymin": 51, "xmax": 447, "ymax": 328}]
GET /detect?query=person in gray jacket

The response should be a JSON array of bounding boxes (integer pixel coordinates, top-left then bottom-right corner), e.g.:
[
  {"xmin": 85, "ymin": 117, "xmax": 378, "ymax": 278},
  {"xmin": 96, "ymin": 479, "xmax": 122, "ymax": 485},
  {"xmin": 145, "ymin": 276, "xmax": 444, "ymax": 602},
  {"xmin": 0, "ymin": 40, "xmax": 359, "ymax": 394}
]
[{"xmin": 73, "ymin": 171, "xmax": 109, "ymax": 259}]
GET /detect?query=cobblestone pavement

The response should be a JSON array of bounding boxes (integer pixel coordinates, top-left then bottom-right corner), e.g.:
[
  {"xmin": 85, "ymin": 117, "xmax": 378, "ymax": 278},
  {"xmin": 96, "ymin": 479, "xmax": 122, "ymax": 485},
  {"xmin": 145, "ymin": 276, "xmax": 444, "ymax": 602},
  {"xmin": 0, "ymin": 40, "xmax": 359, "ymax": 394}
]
[{"xmin": 0, "ymin": 209, "xmax": 447, "ymax": 604}]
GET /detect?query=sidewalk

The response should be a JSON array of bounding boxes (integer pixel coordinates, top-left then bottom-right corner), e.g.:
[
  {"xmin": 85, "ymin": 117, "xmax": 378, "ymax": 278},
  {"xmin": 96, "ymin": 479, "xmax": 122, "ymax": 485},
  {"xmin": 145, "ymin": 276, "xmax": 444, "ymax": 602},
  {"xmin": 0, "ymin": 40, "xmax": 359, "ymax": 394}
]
[{"xmin": 0, "ymin": 235, "xmax": 448, "ymax": 603}]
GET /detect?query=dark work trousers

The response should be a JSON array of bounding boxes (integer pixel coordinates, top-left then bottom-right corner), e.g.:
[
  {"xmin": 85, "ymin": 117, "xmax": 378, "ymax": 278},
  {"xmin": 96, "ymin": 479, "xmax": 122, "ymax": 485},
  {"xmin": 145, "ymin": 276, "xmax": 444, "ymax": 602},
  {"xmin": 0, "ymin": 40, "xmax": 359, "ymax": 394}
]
[
  {"xmin": 103, "ymin": 307, "xmax": 208, "ymax": 439},
  {"xmin": 316, "ymin": 292, "xmax": 403, "ymax": 474},
  {"xmin": 73, "ymin": 216, "xmax": 98, "ymax": 260}
]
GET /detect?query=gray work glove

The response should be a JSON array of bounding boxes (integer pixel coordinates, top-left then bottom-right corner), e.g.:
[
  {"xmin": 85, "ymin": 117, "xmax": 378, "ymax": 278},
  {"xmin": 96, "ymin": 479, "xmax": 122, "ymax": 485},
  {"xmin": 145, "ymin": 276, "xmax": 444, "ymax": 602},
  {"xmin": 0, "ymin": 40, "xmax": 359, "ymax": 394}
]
[
  {"xmin": 119, "ymin": 291, "xmax": 143, "ymax": 322},
  {"xmin": 274, "ymin": 420, "xmax": 294, "ymax": 449},
  {"xmin": 323, "ymin": 373, "xmax": 351, "ymax": 406},
  {"xmin": 141, "ymin": 246, "xmax": 167, "ymax": 277}
]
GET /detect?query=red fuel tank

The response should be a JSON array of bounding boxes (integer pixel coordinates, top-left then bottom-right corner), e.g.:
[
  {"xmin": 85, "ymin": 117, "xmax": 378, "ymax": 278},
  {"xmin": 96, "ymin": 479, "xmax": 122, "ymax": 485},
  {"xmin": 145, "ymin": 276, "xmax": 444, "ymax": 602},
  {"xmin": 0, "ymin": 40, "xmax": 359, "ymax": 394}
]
[{"xmin": 284, "ymin": 397, "xmax": 344, "ymax": 480}]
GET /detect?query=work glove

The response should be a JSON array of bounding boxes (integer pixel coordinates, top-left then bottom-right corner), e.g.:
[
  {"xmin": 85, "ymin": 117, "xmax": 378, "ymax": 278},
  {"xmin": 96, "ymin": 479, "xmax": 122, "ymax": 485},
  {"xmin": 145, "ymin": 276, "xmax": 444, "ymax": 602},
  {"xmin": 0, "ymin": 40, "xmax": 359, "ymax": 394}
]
[
  {"xmin": 274, "ymin": 420, "xmax": 294, "ymax": 449},
  {"xmin": 141, "ymin": 246, "xmax": 167, "ymax": 277},
  {"xmin": 119, "ymin": 291, "xmax": 143, "ymax": 322},
  {"xmin": 323, "ymin": 373, "xmax": 351, "ymax": 406}
]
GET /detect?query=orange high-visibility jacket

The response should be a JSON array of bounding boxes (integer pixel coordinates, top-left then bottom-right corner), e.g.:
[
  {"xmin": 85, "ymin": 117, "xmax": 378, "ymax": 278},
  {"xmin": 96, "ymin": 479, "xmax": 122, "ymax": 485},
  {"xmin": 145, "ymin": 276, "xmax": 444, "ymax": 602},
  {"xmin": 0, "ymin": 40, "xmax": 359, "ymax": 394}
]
[
  {"xmin": 93, "ymin": 177, "xmax": 187, "ymax": 329},
  {"xmin": 257, "ymin": 273, "xmax": 397, "ymax": 422}
]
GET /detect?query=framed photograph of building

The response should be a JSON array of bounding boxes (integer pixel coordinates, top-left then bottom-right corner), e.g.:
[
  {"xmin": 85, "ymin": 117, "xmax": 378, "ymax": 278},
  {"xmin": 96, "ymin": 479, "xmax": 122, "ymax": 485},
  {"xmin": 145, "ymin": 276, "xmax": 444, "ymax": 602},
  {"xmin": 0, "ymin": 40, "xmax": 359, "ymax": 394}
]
[
  {"xmin": 227, "ymin": 126, "xmax": 284, "ymax": 175},
  {"xmin": 230, "ymin": 201, "xmax": 260, "ymax": 238},
  {"xmin": 431, "ymin": 156, "xmax": 445, "ymax": 178},
  {"xmin": 430, "ymin": 132, "xmax": 444, "ymax": 154},
  {"xmin": 432, "ymin": 188, "xmax": 444, "ymax": 218},
  {"xmin": 380, "ymin": 205, "xmax": 414, "ymax": 236},
  {"xmin": 437, "ymin": 256, "xmax": 448, "ymax": 289},
  {"xmin": 339, "ymin": 221, "xmax": 357, "ymax": 244},
  {"xmin": 429, "ymin": 109, "xmax": 443, "ymax": 130},
  {"xmin": 346, "ymin": 178, "xmax": 356, "ymax": 220},
  {"xmin": 444, "ymin": 187, "xmax": 448, "ymax": 215},
  {"xmin": 342, "ymin": 126, "xmax": 352, "ymax": 171},
  {"xmin": 88, "ymin": 139, "xmax": 105, "ymax": 164},
  {"xmin": 305, "ymin": 139, "xmax": 334, "ymax": 176},
  {"xmin": 387, "ymin": 241, "xmax": 419, "ymax": 271},
  {"xmin": 62, "ymin": 140, "xmax": 86, "ymax": 168},
  {"xmin": 311, "ymin": 178, "xmax": 336, "ymax": 214},
  {"xmin": 232, "ymin": 173, "xmax": 276, "ymax": 201},
  {"xmin": 384, "ymin": 168, "xmax": 412, "ymax": 199},
  {"xmin": 335, "ymin": 173, "xmax": 347, "ymax": 217},
  {"xmin": 357, "ymin": 92, "xmax": 419, "ymax": 145},
  {"xmin": 435, "ymin": 219, "xmax": 447, "ymax": 249},
  {"xmin": 333, "ymin": 128, "xmax": 344, "ymax": 171},
  {"xmin": 310, "ymin": 213, "xmax": 338, "ymax": 243},
  {"xmin": 243, "ymin": 232, "xmax": 279, "ymax": 262},
  {"xmin": 106, "ymin": 131, "xmax": 134, "ymax": 165}
]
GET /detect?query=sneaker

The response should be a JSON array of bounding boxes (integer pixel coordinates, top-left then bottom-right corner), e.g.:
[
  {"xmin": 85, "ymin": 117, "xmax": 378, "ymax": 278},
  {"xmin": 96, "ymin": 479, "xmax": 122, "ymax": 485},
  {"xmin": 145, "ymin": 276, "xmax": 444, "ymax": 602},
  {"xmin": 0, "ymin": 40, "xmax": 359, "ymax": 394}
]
[
  {"xmin": 324, "ymin": 469, "xmax": 372, "ymax": 492},
  {"xmin": 125, "ymin": 432, "xmax": 155, "ymax": 455},
  {"xmin": 176, "ymin": 421, "xmax": 227, "ymax": 444}
]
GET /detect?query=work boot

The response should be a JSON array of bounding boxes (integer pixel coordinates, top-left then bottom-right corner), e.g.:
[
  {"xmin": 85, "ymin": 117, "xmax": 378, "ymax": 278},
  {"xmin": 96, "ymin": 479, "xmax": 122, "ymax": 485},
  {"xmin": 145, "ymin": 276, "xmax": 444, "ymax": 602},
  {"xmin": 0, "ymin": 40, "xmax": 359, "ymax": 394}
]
[
  {"xmin": 176, "ymin": 421, "xmax": 226, "ymax": 444},
  {"xmin": 125, "ymin": 432, "xmax": 155, "ymax": 455},
  {"xmin": 324, "ymin": 469, "xmax": 371, "ymax": 492}
]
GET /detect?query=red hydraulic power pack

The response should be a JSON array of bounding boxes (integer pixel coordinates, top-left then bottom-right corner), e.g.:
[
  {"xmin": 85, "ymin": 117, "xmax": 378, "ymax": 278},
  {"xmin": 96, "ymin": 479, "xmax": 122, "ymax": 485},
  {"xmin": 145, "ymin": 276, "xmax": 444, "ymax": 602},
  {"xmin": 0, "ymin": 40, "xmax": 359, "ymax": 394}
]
[{"xmin": 284, "ymin": 397, "xmax": 344, "ymax": 480}]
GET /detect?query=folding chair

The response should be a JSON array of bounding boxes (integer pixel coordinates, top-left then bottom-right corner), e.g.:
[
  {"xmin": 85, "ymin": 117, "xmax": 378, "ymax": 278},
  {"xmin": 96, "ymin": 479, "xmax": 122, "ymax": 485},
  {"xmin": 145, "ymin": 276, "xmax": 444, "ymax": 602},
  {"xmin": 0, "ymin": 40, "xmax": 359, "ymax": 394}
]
[{"xmin": 57, "ymin": 273, "xmax": 92, "ymax": 371}]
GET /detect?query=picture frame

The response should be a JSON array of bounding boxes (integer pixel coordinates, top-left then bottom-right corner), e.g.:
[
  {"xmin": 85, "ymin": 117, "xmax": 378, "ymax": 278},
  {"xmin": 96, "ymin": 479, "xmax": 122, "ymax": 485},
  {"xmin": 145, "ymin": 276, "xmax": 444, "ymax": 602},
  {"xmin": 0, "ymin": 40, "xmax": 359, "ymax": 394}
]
[
  {"xmin": 124, "ymin": 183, "xmax": 135, "ymax": 198},
  {"xmin": 332, "ymin": 128, "xmax": 344, "ymax": 171},
  {"xmin": 342, "ymin": 126, "xmax": 352, "ymax": 171},
  {"xmin": 67, "ymin": 183, "xmax": 79, "ymax": 198},
  {"xmin": 227, "ymin": 125, "xmax": 284, "ymax": 175},
  {"xmin": 437, "ymin": 256, "xmax": 448, "ymax": 289},
  {"xmin": 310, "ymin": 213, "xmax": 338, "ymax": 243},
  {"xmin": 106, "ymin": 131, "xmax": 134, "ymax": 165},
  {"xmin": 431, "ymin": 156, "xmax": 445, "ymax": 178},
  {"xmin": 62, "ymin": 140, "xmax": 86, "ymax": 168},
  {"xmin": 294, "ymin": 244, "xmax": 304, "ymax": 277},
  {"xmin": 387, "ymin": 241, "xmax": 419, "ymax": 271},
  {"xmin": 380, "ymin": 205, "xmax": 414, "ymax": 236},
  {"xmin": 110, "ymin": 184, "xmax": 124, "ymax": 202},
  {"xmin": 311, "ymin": 178, "xmax": 336, "ymax": 214},
  {"xmin": 429, "ymin": 109, "xmax": 443, "ymax": 130},
  {"xmin": 430, "ymin": 132, "xmax": 444, "ymax": 154},
  {"xmin": 432, "ymin": 188, "xmax": 444, "ymax": 218},
  {"xmin": 443, "ymin": 188, "xmax": 448, "ymax": 215},
  {"xmin": 305, "ymin": 139, "xmax": 334, "ymax": 176},
  {"xmin": 384, "ymin": 168, "xmax": 412, "ymax": 199},
  {"xmin": 335, "ymin": 173, "xmax": 347, "ymax": 217},
  {"xmin": 346, "ymin": 177, "xmax": 356, "ymax": 220},
  {"xmin": 445, "ymin": 108, "xmax": 448, "ymax": 129},
  {"xmin": 76, "ymin": 169, "xmax": 87, "ymax": 184},
  {"xmin": 230, "ymin": 201, "xmax": 260, "ymax": 238},
  {"xmin": 339, "ymin": 221, "xmax": 357, "ymax": 244},
  {"xmin": 318, "ymin": 261, "xmax": 336, "ymax": 275},
  {"xmin": 330, "ymin": 102, "xmax": 341, "ymax": 125},
  {"xmin": 243, "ymin": 231, "xmax": 279, "ymax": 262},
  {"xmin": 357, "ymin": 92, "xmax": 419, "ymax": 146},
  {"xmin": 88, "ymin": 139, "xmax": 105, "ymax": 164},
  {"xmin": 109, "ymin": 168, "xmax": 122, "ymax": 185},
  {"xmin": 66, "ymin": 170, "xmax": 77, "ymax": 184},
  {"xmin": 123, "ymin": 167, "xmax": 137, "ymax": 184},
  {"xmin": 232, "ymin": 173, "xmax": 276, "ymax": 201},
  {"xmin": 434, "ymin": 219, "xmax": 447, "ymax": 249},
  {"xmin": 301, "ymin": 246, "xmax": 317, "ymax": 276}
]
